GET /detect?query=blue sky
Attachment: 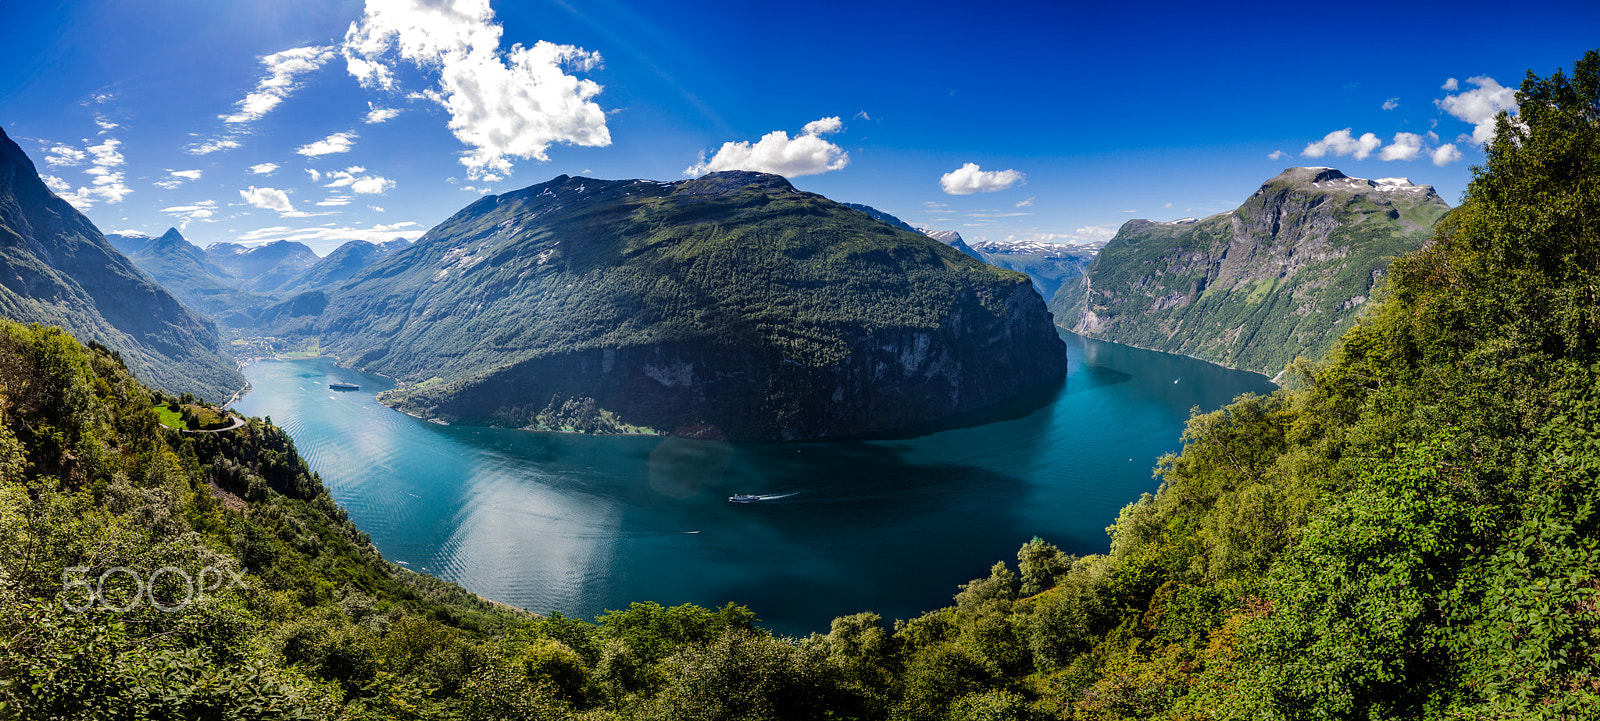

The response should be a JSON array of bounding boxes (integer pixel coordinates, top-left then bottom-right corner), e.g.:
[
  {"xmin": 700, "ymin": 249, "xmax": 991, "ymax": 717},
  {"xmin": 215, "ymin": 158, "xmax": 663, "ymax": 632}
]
[{"xmin": 2, "ymin": 0, "xmax": 1596, "ymax": 254}]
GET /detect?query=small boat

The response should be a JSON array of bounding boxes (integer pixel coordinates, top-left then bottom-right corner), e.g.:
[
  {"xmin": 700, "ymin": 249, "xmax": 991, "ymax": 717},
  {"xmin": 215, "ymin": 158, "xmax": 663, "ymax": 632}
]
[
  {"xmin": 329, "ymin": 381, "xmax": 360, "ymax": 390},
  {"xmin": 728, "ymin": 494, "xmax": 763, "ymax": 503}
]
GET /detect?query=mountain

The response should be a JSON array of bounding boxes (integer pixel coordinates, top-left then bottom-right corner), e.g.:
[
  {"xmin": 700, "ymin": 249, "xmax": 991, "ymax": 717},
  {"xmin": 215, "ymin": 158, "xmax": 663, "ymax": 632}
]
[
  {"xmin": 1050, "ymin": 167, "xmax": 1451, "ymax": 377},
  {"xmin": 278, "ymin": 171, "xmax": 1066, "ymax": 440},
  {"xmin": 964, "ymin": 238, "xmax": 1098, "ymax": 302},
  {"xmin": 282, "ymin": 237, "xmax": 410, "ymax": 293},
  {"xmin": 205, "ymin": 239, "xmax": 320, "ymax": 293},
  {"xmin": 0, "ymin": 126, "xmax": 244, "ymax": 401},
  {"xmin": 104, "ymin": 231, "xmax": 155, "ymax": 256},
  {"xmin": 917, "ymin": 228, "xmax": 985, "ymax": 261},
  {"xmin": 122, "ymin": 227, "xmax": 269, "ymax": 328},
  {"xmin": 841, "ymin": 203, "xmax": 986, "ymax": 261}
]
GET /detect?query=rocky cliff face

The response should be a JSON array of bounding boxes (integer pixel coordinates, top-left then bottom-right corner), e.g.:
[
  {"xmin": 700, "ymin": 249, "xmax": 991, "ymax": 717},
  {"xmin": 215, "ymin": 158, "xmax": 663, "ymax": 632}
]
[
  {"xmin": 1051, "ymin": 167, "xmax": 1450, "ymax": 376},
  {"xmin": 284, "ymin": 171, "xmax": 1066, "ymax": 440}
]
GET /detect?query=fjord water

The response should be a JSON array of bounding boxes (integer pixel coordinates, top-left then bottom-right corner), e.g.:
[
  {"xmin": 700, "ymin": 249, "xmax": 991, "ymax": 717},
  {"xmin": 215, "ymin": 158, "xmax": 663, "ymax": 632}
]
[{"xmin": 234, "ymin": 331, "xmax": 1274, "ymax": 636}]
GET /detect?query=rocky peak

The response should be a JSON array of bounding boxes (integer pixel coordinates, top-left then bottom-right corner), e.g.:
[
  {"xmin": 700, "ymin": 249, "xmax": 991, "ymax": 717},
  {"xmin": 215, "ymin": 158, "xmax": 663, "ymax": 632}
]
[{"xmin": 674, "ymin": 170, "xmax": 797, "ymax": 197}]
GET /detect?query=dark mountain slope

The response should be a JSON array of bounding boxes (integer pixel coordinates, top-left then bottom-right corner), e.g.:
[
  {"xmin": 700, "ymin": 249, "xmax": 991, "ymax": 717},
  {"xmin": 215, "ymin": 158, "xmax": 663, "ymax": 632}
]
[
  {"xmin": 0, "ymin": 126, "xmax": 243, "ymax": 400},
  {"xmin": 289, "ymin": 171, "xmax": 1067, "ymax": 440}
]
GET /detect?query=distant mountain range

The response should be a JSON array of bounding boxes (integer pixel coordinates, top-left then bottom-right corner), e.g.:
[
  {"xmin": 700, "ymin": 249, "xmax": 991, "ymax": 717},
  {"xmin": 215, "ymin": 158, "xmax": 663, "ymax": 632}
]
[
  {"xmin": 1051, "ymin": 167, "xmax": 1451, "ymax": 377},
  {"xmin": 841, "ymin": 203, "xmax": 1101, "ymax": 300},
  {"xmin": 105, "ymin": 230, "xmax": 411, "ymax": 328},
  {"xmin": 260, "ymin": 171, "xmax": 1067, "ymax": 440},
  {"xmin": 0, "ymin": 126, "xmax": 243, "ymax": 401}
]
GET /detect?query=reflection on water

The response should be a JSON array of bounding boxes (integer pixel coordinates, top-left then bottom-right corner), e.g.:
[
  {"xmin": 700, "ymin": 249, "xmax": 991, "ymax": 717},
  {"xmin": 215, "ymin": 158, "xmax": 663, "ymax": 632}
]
[{"xmin": 234, "ymin": 331, "xmax": 1275, "ymax": 635}]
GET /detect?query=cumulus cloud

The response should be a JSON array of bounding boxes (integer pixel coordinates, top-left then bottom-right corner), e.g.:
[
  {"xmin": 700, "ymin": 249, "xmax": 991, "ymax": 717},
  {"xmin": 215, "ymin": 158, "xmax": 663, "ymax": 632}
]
[
  {"xmin": 1442, "ymin": 77, "xmax": 1459, "ymax": 91},
  {"xmin": 939, "ymin": 163, "xmax": 1025, "ymax": 195},
  {"xmin": 365, "ymin": 103, "xmax": 401, "ymax": 123},
  {"xmin": 95, "ymin": 118, "xmax": 119, "ymax": 133},
  {"xmin": 1379, "ymin": 132, "xmax": 1427, "ymax": 161},
  {"xmin": 1382, "ymin": 97, "xmax": 1400, "ymax": 111},
  {"xmin": 1431, "ymin": 143, "xmax": 1463, "ymax": 166},
  {"xmin": 683, "ymin": 116, "xmax": 849, "ymax": 178},
  {"xmin": 1268, "ymin": 150, "xmax": 1287, "ymax": 160},
  {"xmin": 240, "ymin": 186, "xmax": 296, "ymax": 213},
  {"xmin": 1302, "ymin": 128, "xmax": 1382, "ymax": 160},
  {"xmin": 297, "ymin": 132, "xmax": 357, "ymax": 157},
  {"xmin": 187, "ymin": 138, "xmax": 241, "ymax": 155},
  {"xmin": 42, "ymin": 175, "xmax": 72, "ymax": 193},
  {"xmin": 1436, "ymin": 75, "xmax": 1518, "ymax": 146},
  {"xmin": 249, "ymin": 163, "xmax": 279, "ymax": 175},
  {"xmin": 306, "ymin": 169, "xmax": 322, "ymax": 182},
  {"xmin": 324, "ymin": 166, "xmax": 395, "ymax": 194},
  {"xmin": 342, "ymin": 0, "xmax": 610, "ymax": 181},
  {"xmin": 222, "ymin": 46, "xmax": 336, "ymax": 124}
]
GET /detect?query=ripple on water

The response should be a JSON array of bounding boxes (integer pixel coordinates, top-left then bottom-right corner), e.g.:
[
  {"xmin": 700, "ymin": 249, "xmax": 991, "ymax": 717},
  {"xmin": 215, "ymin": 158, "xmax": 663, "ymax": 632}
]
[{"xmin": 232, "ymin": 335, "xmax": 1275, "ymax": 635}]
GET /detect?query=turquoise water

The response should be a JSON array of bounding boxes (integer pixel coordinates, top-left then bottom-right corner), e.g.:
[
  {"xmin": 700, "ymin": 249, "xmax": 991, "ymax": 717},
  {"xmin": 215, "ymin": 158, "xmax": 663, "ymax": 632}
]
[{"xmin": 233, "ymin": 331, "xmax": 1275, "ymax": 636}]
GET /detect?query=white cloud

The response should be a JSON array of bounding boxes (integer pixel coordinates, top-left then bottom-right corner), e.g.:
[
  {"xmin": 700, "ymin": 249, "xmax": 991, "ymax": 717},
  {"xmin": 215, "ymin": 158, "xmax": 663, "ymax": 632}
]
[
  {"xmin": 45, "ymin": 146, "xmax": 87, "ymax": 167},
  {"xmin": 1268, "ymin": 150, "xmax": 1287, "ymax": 160},
  {"xmin": 239, "ymin": 186, "xmax": 296, "ymax": 213},
  {"xmin": 1382, "ymin": 97, "xmax": 1400, "ymax": 111},
  {"xmin": 1302, "ymin": 128, "xmax": 1382, "ymax": 160},
  {"xmin": 249, "ymin": 163, "xmax": 279, "ymax": 175},
  {"xmin": 306, "ymin": 169, "xmax": 322, "ymax": 182},
  {"xmin": 170, "ymin": 169, "xmax": 202, "ymax": 180},
  {"xmin": 1015, "ymin": 197, "xmax": 1034, "ymax": 208},
  {"xmin": 365, "ymin": 103, "xmax": 401, "ymax": 124},
  {"xmin": 683, "ymin": 116, "xmax": 848, "ymax": 178},
  {"xmin": 162, "ymin": 200, "xmax": 217, "ymax": 229},
  {"xmin": 317, "ymin": 196, "xmax": 354, "ymax": 206},
  {"xmin": 342, "ymin": 0, "xmax": 611, "ymax": 181},
  {"xmin": 222, "ymin": 46, "xmax": 336, "ymax": 124},
  {"xmin": 95, "ymin": 118, "xmax": 119, "ymax": 132},
  {"xmin": 939, "ymin": 163, "xmax": 1025, "ymax": 195},
  {"xmin": 1436, "ymin": 75, "xmax": 1518, "ymax": 146},
  {"xmin": 1431, "ymin": 143, "xmax": 1463, "ymax": 166},
  {"xmin": 1442, "ymin": 77, "xmax": 1459, "ymax": 91},
  {"xmin": 297, "ymin": 132, "xmax": 357, "ymax": 157},
  {"xmin": 236, "ymin": 222, "xmax": 426, "ymax": 249},
  {"xmin": 187, "ymin": 138, "xmax": 241, "ymax": 155},
  {"xmin": 44, "ymin": 138, "xmax": 131, "ymax": 208},
  {"xmin": 1379, "ymin": 132, "xmax": 1426, "ymax": 161},
  {"xmin": 369, "ymin": 205, "xmax": 385, "ymax": 212},
  {"xmin": 324, "ymin": 166, "xmax": 395, "ymax": 194}
]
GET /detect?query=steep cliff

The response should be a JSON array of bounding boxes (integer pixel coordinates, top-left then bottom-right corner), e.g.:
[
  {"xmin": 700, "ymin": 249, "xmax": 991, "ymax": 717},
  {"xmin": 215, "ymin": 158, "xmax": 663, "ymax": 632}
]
[
  {"xmin": 1051, "ymin": 167, "xmax": 1450, "ymax": 376},
  {"xmin": 288, "ymin": 171, "xmax": 1066, "ymax": 440}
]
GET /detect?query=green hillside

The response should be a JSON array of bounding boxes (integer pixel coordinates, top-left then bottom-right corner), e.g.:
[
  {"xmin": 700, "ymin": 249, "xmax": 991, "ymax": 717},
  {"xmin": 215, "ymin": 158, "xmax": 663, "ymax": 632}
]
[
  {"xmin": 283, "ymin": 170, "xmax": 1066, "ymax": 441},
  {"xmin": 1052, "ymin": 167, "xmax": 1450, "ymax": 377}
]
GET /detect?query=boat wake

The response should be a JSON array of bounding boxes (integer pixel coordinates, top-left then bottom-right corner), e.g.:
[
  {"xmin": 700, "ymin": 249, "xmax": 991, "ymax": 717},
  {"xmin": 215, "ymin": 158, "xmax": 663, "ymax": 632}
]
[{"xmin": 728, "ymin": 492, "xmax": 797, "ymax": 503}]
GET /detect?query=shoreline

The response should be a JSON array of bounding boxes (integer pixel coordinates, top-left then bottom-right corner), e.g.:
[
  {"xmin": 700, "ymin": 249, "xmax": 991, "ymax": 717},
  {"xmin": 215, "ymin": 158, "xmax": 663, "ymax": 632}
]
[{"xmin": 1055, "ymin": 325, "xmax": 1281, "ymax": 385}]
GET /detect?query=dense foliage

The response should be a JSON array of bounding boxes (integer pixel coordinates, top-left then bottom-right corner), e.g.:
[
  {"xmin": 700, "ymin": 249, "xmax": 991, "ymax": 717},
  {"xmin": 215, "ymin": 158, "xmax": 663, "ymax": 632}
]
[
  {"xmin": 0, "ymin": 51, "xmax": 1595, "ymax": 720},
  {"xmin": 1052, "ymin": 168, "xmax": 1451, "ymax": 377}
]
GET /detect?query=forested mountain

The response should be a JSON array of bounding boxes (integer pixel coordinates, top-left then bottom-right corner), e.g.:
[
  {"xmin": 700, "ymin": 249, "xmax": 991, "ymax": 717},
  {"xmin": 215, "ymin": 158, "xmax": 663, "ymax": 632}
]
[
  {"xmin": 281, "ymin": 238, "xmax": 409, "ymax": 293},
  {"xmin": 1052, "ymin": 167, "xmax": 1451, "ymax": 377},
  {"xmin": 273, "ymin": 171, "xmax": 1066, "ymax": 441},
  {"xmin": 840, "ymin": 202, "xmax": 987, "ymax": 261},
  {"xmin": 0, "ymin": 50, "xmax": 1596, "ymax": 721},
  {"xmin": 0, "ymin": 126, "xmax": 243, "ymax": 401},
  {"xmin": 120, "ymin": 227, "xmax": 270, "ymax": 327}
]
